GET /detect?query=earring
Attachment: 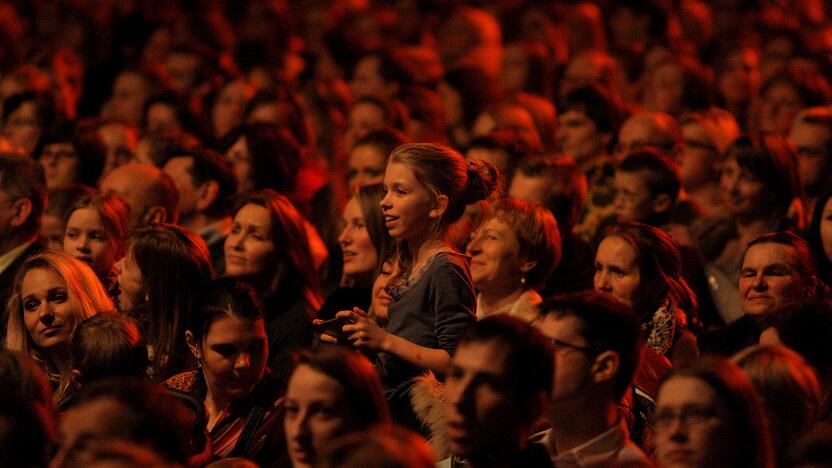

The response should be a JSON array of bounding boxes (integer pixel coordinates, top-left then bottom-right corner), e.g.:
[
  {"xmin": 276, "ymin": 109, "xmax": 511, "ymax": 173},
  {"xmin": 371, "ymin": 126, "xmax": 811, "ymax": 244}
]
[{"xmin": 520, "ymin": 275, "xmax": 526, "ymax": 287}]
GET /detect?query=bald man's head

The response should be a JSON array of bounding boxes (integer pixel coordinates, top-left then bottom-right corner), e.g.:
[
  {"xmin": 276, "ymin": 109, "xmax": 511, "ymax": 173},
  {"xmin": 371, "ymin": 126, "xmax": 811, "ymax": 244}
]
[
  {"xmin": 100, "ymin": 163, "xmax": 179, "ymax": 227},
  {"xmin": 616, "ymin": 111, "xmax": 682, "ymax": 156}
]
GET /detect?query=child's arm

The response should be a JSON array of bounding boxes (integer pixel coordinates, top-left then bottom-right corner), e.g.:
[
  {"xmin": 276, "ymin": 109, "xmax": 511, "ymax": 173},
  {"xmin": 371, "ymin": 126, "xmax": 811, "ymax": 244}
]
[{"xmin": 339, "ymin": 308, "xmax": 452, "ymax": 373}]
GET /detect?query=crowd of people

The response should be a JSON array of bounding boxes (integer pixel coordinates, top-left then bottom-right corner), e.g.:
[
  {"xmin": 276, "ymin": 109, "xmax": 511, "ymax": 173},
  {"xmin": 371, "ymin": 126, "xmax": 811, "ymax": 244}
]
[{"xmin": 3, "ymin": 0, "xmax": 832, "ymax": 466}]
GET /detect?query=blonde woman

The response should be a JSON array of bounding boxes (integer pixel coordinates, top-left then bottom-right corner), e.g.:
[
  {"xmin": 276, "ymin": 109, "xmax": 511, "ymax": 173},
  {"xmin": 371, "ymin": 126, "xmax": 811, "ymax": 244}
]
[{"xmin": 6, "ymin": 251, "xmax": 114, "ymax": 395}]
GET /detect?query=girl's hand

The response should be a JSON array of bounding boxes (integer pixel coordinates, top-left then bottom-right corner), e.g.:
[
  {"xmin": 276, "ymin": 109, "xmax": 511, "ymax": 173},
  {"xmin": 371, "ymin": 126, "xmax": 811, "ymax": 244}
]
[
  {"xmin": 340, "ymin": 307, "xmax": 389, "ymax": 350},
  {"xmin": 313, "ymin": 319, "xmax": 339, "ymax": 344}
]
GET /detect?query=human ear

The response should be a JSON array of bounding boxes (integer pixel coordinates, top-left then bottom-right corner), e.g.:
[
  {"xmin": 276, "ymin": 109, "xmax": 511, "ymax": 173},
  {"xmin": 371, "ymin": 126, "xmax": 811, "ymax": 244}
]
[
  {"xmin": 70, "ymin": 369, "xmax": 82, "ymax": 386},
  {"xmin": 185, "ymin": 330, "xmax": 202, "ymax": 360},
  {"xmin": 591, "ymin": 350, "xmax": 620, "ymax": 385},
  {"xmin": 195, "ymin": 180, "xmax": 220, "ymax": 212},
  {"xmin": 520, "ymin": 259, "xmax": 537, "ymax": 274},
  {"xmin": 652, "ymin": 193, "xmax": 672, "ymax": 215},
  {"xmin": 429, "ymin": 194, "xmax": 449, "ymax": 219},
  {"xmin": 143, "ymin": 206, "xmax": 167, "ymax": 224},
  {"xmin": 9, "ymin": 198, "xmax": 32, "ymax": 229}
]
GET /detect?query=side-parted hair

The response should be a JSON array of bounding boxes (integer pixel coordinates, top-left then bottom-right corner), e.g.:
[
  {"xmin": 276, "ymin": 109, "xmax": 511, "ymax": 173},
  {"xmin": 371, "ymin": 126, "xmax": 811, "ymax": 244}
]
[
  {"xmin": 292, "ymin": 345, "xmax": 390, "ymax": 428},
  {"xmin": 233, "ymin": 190, "xmax": 323, "ymax": 311},
  {"xmin": 602, "ymin": 222, "xmax": 699, "ymax": 320},
  {"xmin": 127, "ymin": 224, "xmax": 213, "ymax": 380},
  {"xmin": 6, "ymin": 252, "xmax": 114, "ymax": 378},
  {"xmin": 66, "ymin": 193, "xmax": 130, "ymax": 261},
  {"xmin": 190, "ymin": 277, "xmax": 265, "ymax": 344},
  {"xmin": 662, "ymin": 356, "xmax": 775, "ymax": 468},
  {"xmin": 539, "ymin": 291, "xmax": 642, "ymax": 400},
  {"xmin": 487, "ymin": 198, "xmax": 561, "ymax": 291}
]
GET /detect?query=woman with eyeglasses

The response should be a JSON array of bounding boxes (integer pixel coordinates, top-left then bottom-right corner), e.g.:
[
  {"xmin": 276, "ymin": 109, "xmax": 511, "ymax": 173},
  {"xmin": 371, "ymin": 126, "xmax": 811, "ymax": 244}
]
[{"xmin": 654, "ymin": 356, "xmax": 774, "ymax": 468}]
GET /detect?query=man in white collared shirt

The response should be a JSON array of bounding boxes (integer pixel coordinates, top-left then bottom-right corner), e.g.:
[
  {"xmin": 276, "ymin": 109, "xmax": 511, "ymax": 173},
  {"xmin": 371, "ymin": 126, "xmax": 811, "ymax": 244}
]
[
  {"xmin": 531, "ymin": 291, "xmax": 650, "ymax": 467},
  {"xmin": 0, "ymin": 152, "xmax": 47, "ymax": 343}
]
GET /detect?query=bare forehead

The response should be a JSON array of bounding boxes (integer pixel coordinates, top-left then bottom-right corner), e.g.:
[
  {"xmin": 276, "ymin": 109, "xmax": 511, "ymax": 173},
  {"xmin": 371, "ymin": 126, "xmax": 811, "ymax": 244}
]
[{"xmin": 742, "ymin": 242, "xmax": 798, "ymax": 268}]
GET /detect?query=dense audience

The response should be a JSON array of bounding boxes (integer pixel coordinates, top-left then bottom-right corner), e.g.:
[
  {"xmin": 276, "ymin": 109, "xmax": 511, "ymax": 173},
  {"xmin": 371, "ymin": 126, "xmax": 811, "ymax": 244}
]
[{"xmin": 3, "ymin": 1, "xmax": 832, "ymax": 466}]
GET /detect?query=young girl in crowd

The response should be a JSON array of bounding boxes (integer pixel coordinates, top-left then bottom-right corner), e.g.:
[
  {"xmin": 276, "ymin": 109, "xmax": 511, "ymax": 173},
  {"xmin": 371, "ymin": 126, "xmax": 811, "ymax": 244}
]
[
  {"xmin": 6, "ymin": 251, "xmax": 114, "ymax": 391},
  {"xmin": 328, "ymin": 143, "xmax": 497, "ymax": 424},
  {"xmin": 62, "ymin": 193, "xmax": 129, "ymax": 300}
]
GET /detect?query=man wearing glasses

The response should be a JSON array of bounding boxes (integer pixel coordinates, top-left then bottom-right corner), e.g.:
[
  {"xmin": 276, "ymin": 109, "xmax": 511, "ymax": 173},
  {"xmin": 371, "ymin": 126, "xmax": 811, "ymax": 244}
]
[
  {"xmin": 0, "ymin": 152, "xmax": 46, "ymax": 345},
  {"xmin": 530, "ymin": 291, "xmax": 650, "ymax": 467}
]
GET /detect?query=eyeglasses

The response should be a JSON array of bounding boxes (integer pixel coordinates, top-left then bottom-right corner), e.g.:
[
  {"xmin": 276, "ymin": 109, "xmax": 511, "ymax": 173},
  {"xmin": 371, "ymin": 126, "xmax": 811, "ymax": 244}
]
[
  {"xmin": 651, "ymin": 404, "xmax": 721, "ymax": 430},
  {"xmin": 550, "ymin": 338, "xmax": 595, "ymax": 355}
]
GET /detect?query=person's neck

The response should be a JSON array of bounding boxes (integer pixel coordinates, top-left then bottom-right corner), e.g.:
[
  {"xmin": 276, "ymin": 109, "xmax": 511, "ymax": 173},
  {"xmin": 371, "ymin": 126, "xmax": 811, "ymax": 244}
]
[
  {"xmin": 49, "ymin": 345, "xmax": 71, "ymax": 376},
  {"xmin": 479, "ymin": 286, "xmax": 525, "ymax": 317},
  {"xmin": 735, "ymin": 216, "xmax": 769, "ymax": 243},
  {"xmin": 466, "ymin": 436, "xmax": 525, "ymax": 468},
  {"xmin": 180, "ymin": 213, "xmax": 226, "ymax": 235},
  {"xmin": 548, "ymin": 395, "xmax": 618, "ymax": 455},
  {"xmin": 0, "ymin": 232, "xmax": 34, "ymax": 258},
  {"xmin": 407, "ymin": 235, "xmax": 449, "ymax": 270},
  {"xmin": 204, "ymin": 387, "xmax": 232, "ymax": 431}
]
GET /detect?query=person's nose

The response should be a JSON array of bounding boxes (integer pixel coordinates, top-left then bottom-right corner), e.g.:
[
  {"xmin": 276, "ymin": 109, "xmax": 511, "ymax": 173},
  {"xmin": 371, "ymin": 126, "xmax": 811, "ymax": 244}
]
[
  {"xmin": 76, "ymin": 234, "xmax": 91, "ymax": 253},
  {"xmin": 234, "ymin": 352, "xmax": 251, "ymax": 371},
  {"xmin": 751, "ymin": 273, "xmax": 768, "ymax": 291},
  {"xmin": 338, "ymin": 225, "xmax": 351, "ymax": 247},
  {"xmin": 447, "ymin": 375, "xmax": 475, "ymax": 413},
  {"xmin": 379, "ymin": 192, "xmax": 391, "ymax": 211},
  {"xmin": 595, "ymin": 270, "xmax": 612, "ymax": 292},
  {"xmin": 465, "ymin": 236, "xmax": 482, "ymax": 256}
]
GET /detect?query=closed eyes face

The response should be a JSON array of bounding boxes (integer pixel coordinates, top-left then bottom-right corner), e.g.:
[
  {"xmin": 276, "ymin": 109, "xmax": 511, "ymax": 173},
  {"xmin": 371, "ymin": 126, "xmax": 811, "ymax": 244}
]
[
  {"xmin": 739, "ymin": 243, "xmax": 804, "ymax": 316},
  {"xmin": 21, "ymin": 268, "xmax": 78, "ymax": 350},
  {"xmin": 284, "ymin": 365, "xmax": 351, "ymax": 468},
  {"xmin": 224, "ymin": 203, "xmax": 276, "ymax": 279},
  {"xmin": 465, "ymin": 217, "xmax": 526, "ymax": 290}
]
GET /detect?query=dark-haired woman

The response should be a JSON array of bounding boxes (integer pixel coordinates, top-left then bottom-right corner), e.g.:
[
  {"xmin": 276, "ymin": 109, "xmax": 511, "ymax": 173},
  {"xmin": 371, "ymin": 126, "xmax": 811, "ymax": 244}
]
[
  {"xmin": 114, "ymin": 224, "xmax": 213, "ymax": 380},
  {"xmin": 165, "ymin": 278, "xmax": 283, "ymax": 463},
  {"xmin": 224, "ymin": 190, "xmax": 323, "ymax": 369},
  {"xmin": 318, "ymin": 184, "xmax": 392, "ymax": 321},
  {"xmin": 691, "ymin": 134, "xmax": 804, "ymax": 325},
  {"xmin": 595, "ymin": 222, "xmax": 699, "ymax": 365}
]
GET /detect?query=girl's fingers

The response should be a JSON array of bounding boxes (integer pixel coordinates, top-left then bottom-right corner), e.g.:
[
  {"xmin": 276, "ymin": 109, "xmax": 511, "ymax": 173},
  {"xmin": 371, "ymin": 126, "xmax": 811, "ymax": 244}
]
[{"xmin": 319, "ymin": 333, "xmax": 338, "ymax": 343}]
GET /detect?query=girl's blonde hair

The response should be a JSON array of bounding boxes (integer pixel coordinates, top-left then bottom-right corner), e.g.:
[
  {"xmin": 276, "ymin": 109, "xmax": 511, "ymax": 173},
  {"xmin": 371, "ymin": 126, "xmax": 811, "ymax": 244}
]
[{"xmin": 6, "ymin": 251, "xmax": 114, "ymax": 380}]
